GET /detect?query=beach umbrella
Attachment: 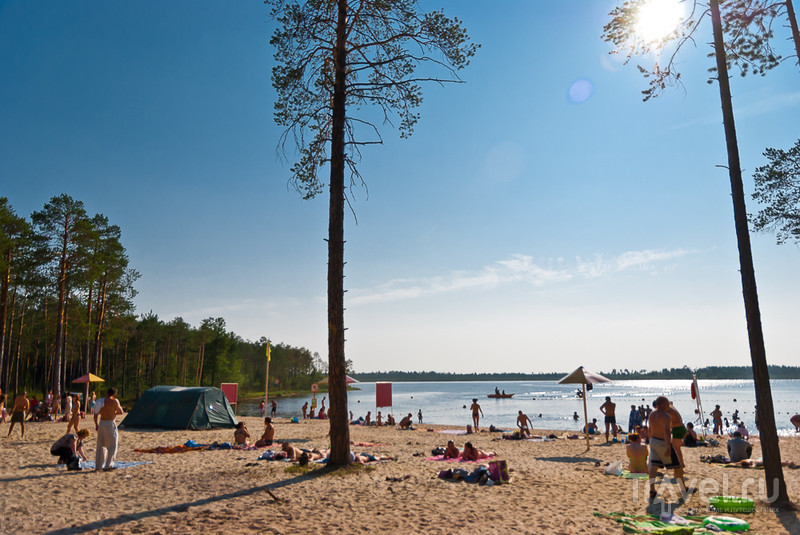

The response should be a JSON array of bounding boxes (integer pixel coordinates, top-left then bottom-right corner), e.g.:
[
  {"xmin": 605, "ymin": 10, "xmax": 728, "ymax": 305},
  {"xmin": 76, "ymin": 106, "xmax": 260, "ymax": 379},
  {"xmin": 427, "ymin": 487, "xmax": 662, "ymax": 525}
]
[
  {"xmin": 318, "ymin": 375, "xmax": 359, "ymax": 385},
  {"xmin": 72, "ymin": 373, "xmax": 104, "ymax": 383},
  {"xmin": 72, "ymin": 373, "xmax": 105, "ymax": 413},
  {"xmin": 558, "ymin": 366, "xmax": 611, "ymax": 450}
]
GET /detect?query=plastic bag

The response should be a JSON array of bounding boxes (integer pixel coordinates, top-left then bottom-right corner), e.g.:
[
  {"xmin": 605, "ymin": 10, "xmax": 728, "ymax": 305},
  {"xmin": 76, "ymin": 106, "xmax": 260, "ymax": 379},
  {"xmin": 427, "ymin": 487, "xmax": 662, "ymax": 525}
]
[{"xmin": 604, "ymin": 461, "xmax": 623, "ymax": 476}]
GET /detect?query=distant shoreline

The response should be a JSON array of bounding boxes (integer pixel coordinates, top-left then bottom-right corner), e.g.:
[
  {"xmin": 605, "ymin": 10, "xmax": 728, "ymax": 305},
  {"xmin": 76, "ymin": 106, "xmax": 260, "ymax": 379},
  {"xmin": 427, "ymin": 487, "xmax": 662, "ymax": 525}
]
[{"xmin": 351, "ymin": 365, "xmax": 800, "ymax": 383}]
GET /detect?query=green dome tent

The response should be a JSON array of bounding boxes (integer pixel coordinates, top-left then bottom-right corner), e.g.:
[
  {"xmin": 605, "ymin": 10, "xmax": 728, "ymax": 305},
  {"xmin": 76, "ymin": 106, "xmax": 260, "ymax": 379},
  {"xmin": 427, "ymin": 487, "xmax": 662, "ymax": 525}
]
[{"xmin": 121, "ymin": 386, "xmax": 238, "ymax": 430}]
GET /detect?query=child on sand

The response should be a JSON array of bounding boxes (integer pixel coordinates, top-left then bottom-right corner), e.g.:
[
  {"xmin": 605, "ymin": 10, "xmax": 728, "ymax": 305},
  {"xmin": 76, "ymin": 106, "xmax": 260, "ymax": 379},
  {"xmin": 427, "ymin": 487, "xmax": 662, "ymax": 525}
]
[{"xmin": 626, "ymin": 433, "xmax": 648, "ymax": 473}]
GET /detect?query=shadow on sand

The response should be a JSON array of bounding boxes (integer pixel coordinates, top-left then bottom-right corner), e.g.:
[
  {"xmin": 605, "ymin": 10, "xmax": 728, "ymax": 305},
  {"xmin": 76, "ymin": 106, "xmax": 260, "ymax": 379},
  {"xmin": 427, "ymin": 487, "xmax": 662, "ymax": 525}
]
[{"xmin": 42, "ymin": 468, "xmax": 328, "ymax": 534}]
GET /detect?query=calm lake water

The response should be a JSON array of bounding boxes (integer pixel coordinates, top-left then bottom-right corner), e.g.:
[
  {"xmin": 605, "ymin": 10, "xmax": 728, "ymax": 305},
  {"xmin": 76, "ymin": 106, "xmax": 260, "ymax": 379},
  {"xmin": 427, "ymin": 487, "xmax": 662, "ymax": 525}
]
[{"xmin": 241, "ymin": 379, "xmax": 800, "ymax": 436}]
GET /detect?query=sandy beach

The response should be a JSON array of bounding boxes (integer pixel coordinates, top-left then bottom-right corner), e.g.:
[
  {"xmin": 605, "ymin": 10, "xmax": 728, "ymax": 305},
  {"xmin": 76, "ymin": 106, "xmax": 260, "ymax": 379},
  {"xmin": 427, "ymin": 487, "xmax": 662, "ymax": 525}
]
[{"xmin": 2, "ymin": 417, "xmax": 799, "ymax": 534}]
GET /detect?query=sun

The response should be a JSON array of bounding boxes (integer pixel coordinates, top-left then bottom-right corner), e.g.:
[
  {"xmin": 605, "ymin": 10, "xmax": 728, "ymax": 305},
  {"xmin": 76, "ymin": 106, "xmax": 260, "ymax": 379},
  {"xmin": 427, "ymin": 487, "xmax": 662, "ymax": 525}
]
[{"xmin": 635, "ymin": 0, "xmax": 685, "ymax": 44}]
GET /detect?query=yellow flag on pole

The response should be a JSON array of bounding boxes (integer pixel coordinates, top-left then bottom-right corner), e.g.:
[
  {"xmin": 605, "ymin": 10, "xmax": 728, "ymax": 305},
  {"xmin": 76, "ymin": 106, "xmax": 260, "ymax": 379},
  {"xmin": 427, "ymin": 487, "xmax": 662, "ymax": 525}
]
[{"xmin": 266, "ymin": 342, "xmax": 271, "ymax": 362}]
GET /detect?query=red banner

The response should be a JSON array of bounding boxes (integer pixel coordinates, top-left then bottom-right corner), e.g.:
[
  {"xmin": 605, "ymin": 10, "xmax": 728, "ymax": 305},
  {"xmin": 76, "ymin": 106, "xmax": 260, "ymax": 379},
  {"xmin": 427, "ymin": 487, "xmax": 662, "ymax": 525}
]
[{"xmin": 376, "ymin": 382, "xmax": 392, "ymax": 408}]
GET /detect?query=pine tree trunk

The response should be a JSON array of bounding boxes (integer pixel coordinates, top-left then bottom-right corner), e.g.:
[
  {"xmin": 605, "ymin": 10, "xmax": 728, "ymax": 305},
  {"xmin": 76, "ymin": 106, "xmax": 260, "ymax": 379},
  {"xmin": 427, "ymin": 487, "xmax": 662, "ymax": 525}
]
[
  {"xmin": 14, "ymin": 299, "xmax": 25, "ymax": 393},
  {"xmin": 0, "ymin": 253, "xmax": 10, "ymax": 391},
  {"xmin": 326, "ymin": 0, "xmax": 351, "ymax": 467},
  {"xmin": 710, "ymin": 0, "xmax": 790, "ymax": 509},
  {"xmin": 84, "ymin": 283, "xmax": 93, "ymax": 411},
  {"xmin": 53, "ymin": 219, "xmax": 69, "ymax": 406},
  {"xmin": 785, "ymin": 0, "xmax": 800, "ymax": 70}
]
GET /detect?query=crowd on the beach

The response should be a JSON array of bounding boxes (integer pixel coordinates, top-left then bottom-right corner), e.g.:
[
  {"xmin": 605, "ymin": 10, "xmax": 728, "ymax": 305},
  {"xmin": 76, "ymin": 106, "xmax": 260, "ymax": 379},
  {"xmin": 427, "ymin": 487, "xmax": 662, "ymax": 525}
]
[
  {"xmin": 1, "ymin": 386, "xmax": 125, "ymax": 472},
  {"xmin": 3, "ymin": 381, "xmax": 800, "ymax": 508}
]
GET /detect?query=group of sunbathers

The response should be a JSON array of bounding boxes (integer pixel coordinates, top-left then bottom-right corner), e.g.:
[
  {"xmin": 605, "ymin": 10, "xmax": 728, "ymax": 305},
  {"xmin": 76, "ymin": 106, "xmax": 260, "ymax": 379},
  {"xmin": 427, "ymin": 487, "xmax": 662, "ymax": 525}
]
[
  {"xmin": 234, "ymin": 417, "xmax": 275, "ymax": 448},
  {"xmin": 277, "ymin": 441, "xmax": 395, "ymax": 465},
  {"xmin": 438, "ymin": 440, "xmax": 494, "ymax": 461}
]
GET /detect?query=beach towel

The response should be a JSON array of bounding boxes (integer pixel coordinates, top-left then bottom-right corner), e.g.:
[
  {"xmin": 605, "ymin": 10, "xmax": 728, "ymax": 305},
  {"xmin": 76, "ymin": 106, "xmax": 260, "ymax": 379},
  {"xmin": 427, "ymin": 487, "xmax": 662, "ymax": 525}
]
[
  {"xmin": 436, "ymin": 429, "xmax": 467, "ymax": 435},
  {"xmin": 524, "ymin": 437, "xmax": 555, "ymax": 442},
  {"xmin": 134, "ymin": 445, "xmax": 207, "ymax": 454},
  {"xmin": 75, "ymin": 461, "xmax": 152, "ymax": 470},
  {"xmin": 592, "ymin": 512, "xmax": 743, "ymax": 534},
  {"xmin": 621, "ymin": 470, "xmax": 649, "ymax": 479},
  {"xmin": 134, "ymin": 441, "xmax": 238, "ymax": 454}
]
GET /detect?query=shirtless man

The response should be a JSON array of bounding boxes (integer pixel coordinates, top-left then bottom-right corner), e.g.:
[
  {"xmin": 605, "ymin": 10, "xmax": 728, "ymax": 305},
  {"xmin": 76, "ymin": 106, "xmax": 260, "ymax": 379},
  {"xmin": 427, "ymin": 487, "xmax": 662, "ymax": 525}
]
[
  {"xmin": 710, "ymin": 405, "xmax": 723, "ymax": 435},
  {"xmin": 516, "ymin": 410, "xmax": 533, "ymax": 435},
  {"xmin": 7, "ymin": 391, "xmax": 30, "ymax": 438},
  {"xmin": 399, "ymin": 413, "xmax": 414, "ymax": 430},
  {"xmin": 94, "ymin": 387, "xmax": 123, "ymax": 471},
  {"xmin": 470, "ymin": 399, "xmax": 484, "ymax": 432},
  {"xmin": 648, "ymin": 396, "xmax": 693, "ymax": 500},
  {"xmin": 600, "ymin": 396, "xmax": 617, "ymax": 442}
]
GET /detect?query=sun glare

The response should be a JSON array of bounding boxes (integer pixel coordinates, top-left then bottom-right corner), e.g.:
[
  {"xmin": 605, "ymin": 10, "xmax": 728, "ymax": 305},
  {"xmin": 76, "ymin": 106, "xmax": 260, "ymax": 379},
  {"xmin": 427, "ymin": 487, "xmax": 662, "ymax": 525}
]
[{"xmin": 635, "ymin": 0, "xmax": 685, "ymax": 44}]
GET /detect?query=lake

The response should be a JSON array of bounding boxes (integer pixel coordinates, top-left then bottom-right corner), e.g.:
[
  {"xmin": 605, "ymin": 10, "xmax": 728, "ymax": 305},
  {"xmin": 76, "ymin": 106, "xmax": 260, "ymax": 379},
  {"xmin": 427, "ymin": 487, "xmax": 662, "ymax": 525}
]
[{"xmin": 241, "ymin": 379, "xmax": 800, "ymax": 435}]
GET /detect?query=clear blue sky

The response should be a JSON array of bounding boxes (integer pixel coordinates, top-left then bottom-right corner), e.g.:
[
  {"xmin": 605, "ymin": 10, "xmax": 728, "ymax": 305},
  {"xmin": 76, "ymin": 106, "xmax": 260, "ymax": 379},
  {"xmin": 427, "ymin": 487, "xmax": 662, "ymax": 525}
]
[{"xmin": 2, "ymin": 1, "xmax": 798, "ymax": 373}]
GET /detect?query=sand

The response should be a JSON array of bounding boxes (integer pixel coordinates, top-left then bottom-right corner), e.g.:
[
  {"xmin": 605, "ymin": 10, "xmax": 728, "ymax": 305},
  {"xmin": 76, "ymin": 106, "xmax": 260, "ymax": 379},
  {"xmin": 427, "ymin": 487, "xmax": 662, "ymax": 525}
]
[{"xmin": 2, "ymin": 417, "xmax": 799, "ymax": 534}]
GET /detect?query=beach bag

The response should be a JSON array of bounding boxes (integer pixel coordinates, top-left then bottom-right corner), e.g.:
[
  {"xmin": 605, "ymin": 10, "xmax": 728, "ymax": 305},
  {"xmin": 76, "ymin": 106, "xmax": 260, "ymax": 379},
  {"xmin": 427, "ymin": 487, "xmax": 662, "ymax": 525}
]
[
  {"xmin": 488, "ymin": 459, "xmax": 509, "ymax": 483},
  {"xmin": 431, "ymin": 447, "xmax": 446, "ymax": 456}
]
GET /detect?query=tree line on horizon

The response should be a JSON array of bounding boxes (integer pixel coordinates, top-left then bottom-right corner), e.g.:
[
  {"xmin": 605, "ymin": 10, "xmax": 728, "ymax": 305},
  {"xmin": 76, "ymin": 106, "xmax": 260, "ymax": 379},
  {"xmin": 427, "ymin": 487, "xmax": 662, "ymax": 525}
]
[
  {"xmin": 0, "ymin": 195, "xmax": 331, "ymax": 403},
  {"xmin": 351, "ymin": 365, "xmax": 800, "ymax": 383}
]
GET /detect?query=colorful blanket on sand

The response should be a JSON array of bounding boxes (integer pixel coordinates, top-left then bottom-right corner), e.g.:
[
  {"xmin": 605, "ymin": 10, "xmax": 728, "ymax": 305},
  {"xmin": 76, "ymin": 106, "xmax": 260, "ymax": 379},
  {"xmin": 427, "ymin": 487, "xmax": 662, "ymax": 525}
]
[
  {"xmin": 592, "ymin": 511, "xmax": 746, "ymax": 534},
  {"xmin": 134, "ymin": 445, "xmax": 207, "ymax": 454},
  {"xmin": 425, "ymin": 454, "xmax": 496, "ymax": 463},
  {"xmin": 134, "ymin": 440, "xmax": 271, "ymax": 454},
  {"xmin": 77, "ymin": 461, "xmax": 153, "ymax": 470}
]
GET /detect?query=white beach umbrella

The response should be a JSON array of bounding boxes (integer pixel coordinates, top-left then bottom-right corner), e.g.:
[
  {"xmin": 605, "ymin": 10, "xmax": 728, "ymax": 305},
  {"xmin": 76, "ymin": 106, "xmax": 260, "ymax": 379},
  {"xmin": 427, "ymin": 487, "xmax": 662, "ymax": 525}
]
[{"xmin": 558, "ymin": 366, "xmax": 611, "ymax": 450}]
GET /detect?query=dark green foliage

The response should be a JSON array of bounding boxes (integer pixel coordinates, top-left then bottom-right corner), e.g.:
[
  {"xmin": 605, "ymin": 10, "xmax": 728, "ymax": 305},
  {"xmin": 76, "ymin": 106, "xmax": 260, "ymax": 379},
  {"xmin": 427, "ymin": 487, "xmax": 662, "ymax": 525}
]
[
  {"xmin": 1, "ymin": 195, "xmax": 326, "ymax": 401},
  {"xmin": 751, "ymin": 138, "xmax": 800, "ymax": 244},
  {"xmin": 715, "ymin": 0, "xmax": 782, "ymax": 76}
]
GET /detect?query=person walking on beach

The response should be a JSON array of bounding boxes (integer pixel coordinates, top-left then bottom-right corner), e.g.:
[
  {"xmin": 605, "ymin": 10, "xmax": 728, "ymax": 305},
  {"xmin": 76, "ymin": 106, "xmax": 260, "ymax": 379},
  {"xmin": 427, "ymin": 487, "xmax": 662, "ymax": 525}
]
[
  {"xmin": 88, "ymin": 392, "xmax": 97, "ymax": 416},
  {"xmin": 94, "ymin": 387, "xmax": 123, "ymax": 471},
  {"xmin": 271, "ymin": 399, "xmax": 277, "ymax": 418},
  {"xmin": 66, "ymin": 394, "xmax": 81, "ymax": 434},
  {"xmin": 418, "ymin": 409, "xmax": 423, "ymax": 424},
  {"xmin": 7, "ymin": 391, "xmax": 29, "ymax": 438},
  {"xmin": 470, "ymin": 399, "xmax": 484, "ymax": 432},
  {"xmin": 648, "ymin": 396, "xmax": 694, "ymax": 500},
  {"xmin": 711, "ymin": 405, "xmax": 723, "ymax": 435},
  {"xmin": 600, "ymin": 396, "xmax": 617, "ymax": 442}
]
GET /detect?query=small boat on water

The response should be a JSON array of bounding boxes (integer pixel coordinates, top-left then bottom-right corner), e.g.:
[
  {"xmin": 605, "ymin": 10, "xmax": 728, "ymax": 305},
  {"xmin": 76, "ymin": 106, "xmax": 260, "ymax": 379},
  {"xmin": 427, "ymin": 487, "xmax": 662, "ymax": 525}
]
[{"xmin": 487, "ymin": 393, "xmax": 514, "ymax": 399}]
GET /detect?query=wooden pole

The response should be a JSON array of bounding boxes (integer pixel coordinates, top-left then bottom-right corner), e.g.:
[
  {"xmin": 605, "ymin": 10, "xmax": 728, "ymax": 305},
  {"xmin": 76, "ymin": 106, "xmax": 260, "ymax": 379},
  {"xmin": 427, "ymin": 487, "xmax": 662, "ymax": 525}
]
[
  {"xmin": 583, "ymin": 383, "xmax": 590, "ymax": 450},
  {"xmin": 264, "ymin": 341, "xmax": 271, "ymax": 413}
]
